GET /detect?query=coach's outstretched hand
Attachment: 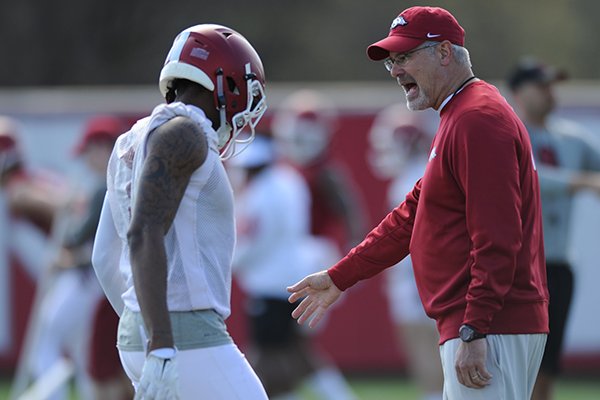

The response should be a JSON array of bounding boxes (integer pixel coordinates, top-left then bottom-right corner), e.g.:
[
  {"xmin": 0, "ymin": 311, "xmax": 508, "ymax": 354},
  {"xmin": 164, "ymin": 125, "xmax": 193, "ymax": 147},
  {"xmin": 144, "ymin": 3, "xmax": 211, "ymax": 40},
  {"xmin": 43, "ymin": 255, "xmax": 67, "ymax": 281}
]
[
  {"xmin": 287, "ymin": 270, "xmax": 342, "ymax": 328},
  {"xmin": 135, "ymin": 348, "xmax": 180, "ymax": 400}
]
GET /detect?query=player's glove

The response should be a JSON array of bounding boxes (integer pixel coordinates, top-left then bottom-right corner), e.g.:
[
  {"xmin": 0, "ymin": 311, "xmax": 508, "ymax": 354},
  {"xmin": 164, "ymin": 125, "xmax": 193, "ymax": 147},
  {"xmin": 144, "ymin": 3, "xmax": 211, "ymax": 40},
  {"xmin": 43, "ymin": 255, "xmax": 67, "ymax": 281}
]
[{"xmin": 135, "ymin": 347, "xmax": 180, "ymax": 400}]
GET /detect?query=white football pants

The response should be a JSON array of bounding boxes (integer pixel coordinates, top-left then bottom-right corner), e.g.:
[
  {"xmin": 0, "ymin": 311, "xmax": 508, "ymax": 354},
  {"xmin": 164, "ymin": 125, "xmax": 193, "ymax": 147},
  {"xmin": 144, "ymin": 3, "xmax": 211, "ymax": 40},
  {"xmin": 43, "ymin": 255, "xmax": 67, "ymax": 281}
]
[{"xmin": 120, "ymin": 343, "xmax": 268, "ymax": 399}]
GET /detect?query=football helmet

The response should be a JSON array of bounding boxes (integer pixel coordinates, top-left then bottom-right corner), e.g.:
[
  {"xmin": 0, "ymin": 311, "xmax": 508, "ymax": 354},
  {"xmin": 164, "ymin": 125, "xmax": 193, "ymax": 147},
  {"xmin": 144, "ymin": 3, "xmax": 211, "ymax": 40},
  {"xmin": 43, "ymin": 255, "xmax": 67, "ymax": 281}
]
[
  {"xmin": 271, "ymin": 90, "xmax": 337, "ymax": 166},
  {"xmin": 368, "ymin": 104, "xmax": 436, "ymax": 179},
  {"xmin": 159, "ymin": 24, "xmax": 267, "ymax": 159}
]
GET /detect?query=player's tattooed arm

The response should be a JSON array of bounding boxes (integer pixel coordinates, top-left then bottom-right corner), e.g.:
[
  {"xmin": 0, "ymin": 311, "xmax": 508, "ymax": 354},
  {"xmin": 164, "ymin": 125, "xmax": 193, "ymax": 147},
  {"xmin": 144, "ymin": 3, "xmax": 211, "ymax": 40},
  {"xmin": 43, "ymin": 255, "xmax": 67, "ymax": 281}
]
[
  {"xmin": 132, "ymin": 116, "xmax": 207, "ymax": 232},
  {"xmin": 127, "ymin": 116, "xmax": 208, "ymax": 351}
]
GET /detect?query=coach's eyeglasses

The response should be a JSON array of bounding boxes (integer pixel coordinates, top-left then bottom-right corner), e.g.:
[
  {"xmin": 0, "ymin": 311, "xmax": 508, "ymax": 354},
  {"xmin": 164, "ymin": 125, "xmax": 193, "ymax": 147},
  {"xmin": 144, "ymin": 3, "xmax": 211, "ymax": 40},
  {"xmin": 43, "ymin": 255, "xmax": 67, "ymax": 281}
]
[{"xmin": 383, "ymin": 43, "xmax": 440, "ymax": 71}]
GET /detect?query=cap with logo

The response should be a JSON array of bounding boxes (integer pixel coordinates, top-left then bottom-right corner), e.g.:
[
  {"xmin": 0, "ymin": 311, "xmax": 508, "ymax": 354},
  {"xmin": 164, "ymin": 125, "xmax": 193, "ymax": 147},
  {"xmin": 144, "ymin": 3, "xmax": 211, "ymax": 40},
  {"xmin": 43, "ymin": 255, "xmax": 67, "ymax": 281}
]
[
  {"xmin": 367, "ymin": 6, "xmax": 465, "ymax": 61},
  {"xmin": 507, "ymin": 57, "xmax": 568, "ymax": 92}
]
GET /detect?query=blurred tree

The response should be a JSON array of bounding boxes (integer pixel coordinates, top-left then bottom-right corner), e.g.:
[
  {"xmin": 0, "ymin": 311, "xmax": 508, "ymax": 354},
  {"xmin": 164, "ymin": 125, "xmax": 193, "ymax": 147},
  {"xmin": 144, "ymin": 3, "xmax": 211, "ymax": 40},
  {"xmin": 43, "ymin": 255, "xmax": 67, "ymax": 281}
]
[{"xmin": 0, "ymin": 0, "xmax": 598, "ymax": 86}]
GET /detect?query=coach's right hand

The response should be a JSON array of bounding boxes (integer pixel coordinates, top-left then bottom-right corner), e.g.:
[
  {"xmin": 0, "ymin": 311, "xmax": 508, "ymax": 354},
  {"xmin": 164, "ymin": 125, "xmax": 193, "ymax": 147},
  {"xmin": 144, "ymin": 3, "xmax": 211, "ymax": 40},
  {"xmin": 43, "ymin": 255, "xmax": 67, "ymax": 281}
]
[
  {"xmin": 135, "ymin": 348, "xmax": 180, "ymax": 400},
  {"xmin": 287, "ymin": 270, "xmax": 342, "ymax": 328}
]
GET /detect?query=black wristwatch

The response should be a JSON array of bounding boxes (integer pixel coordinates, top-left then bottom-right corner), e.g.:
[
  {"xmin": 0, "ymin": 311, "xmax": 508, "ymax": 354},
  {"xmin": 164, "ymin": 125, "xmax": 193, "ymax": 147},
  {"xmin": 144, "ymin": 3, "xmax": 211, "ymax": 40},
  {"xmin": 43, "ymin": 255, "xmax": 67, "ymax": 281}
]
[{"xmin": 459, "ymin": 324, "xmax": 486, "ymax": 342}]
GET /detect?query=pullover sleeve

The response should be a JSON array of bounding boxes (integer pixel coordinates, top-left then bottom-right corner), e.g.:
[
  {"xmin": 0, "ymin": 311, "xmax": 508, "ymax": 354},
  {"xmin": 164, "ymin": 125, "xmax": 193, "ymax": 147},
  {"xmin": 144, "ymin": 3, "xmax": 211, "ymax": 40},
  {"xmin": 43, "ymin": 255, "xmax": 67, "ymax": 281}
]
[
  {"xmin": 450, "ymin": 111, "xmax": 523, "ymax": 333},
  {"xmin": 328, "ymin": 179, "xmax": 420, "ymax": 290}
]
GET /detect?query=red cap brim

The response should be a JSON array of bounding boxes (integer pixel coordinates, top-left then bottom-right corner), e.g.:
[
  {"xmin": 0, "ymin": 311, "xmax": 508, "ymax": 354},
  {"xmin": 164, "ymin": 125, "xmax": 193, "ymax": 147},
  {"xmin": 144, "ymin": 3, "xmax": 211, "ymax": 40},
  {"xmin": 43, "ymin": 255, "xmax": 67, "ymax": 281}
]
[{"xmin": 367, "ymin": 36, "xmax": 425, "ymax": 60}]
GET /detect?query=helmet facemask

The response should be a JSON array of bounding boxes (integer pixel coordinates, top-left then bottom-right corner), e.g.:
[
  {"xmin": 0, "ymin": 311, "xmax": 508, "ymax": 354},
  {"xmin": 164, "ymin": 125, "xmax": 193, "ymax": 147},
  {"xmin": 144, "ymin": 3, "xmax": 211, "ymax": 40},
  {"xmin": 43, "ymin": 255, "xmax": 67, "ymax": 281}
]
[{"xmin": 217, "ymin": 63, "xmax": 267, "ymax": 160}]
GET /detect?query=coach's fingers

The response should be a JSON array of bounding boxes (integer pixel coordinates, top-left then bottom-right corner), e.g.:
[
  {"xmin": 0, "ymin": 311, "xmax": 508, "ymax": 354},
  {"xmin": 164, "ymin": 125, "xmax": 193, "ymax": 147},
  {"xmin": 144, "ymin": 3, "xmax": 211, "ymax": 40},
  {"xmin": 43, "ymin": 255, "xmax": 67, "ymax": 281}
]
[
  {"xmin": 287, "ymin": 277, "xmax": 311, "ymax": 293},
  {"xmin": 308, "ymin": 306, "xmax": 327, "ymax": 328},
  {"xmin": 456, "ymin": 367, "xmax": 476, "ymax": 389},
  {"xmin": 293, "ymin": 294, "xmax": 323, "ymax": 325},
  {"xmin": 456, "ymin": 366, "xmax": 490, "ymax": 389},
  {"xmin": 469, "ymin": 369, "xmax": 490, "ymax": 388},
  {"xmin": 291, "ymin": 295, "xmax": 312, "ymax": 320},
  {"xmin": 287, "ymin": 285, "xmax": 311, "ymax": 303},
  {"xmin": 455, "ymin": 366, "xmax": 466, "ymax": 387},
  {"xmin": 297, "ymin": 300, "xmax": 321, "ymax": 326},
  {"xmin": 294, "ymin": 299, "xmax": 325, "ymax": 328},
  {"xmin": 476, "ymin": 364, "xmax": 492, "ymax": 381}
]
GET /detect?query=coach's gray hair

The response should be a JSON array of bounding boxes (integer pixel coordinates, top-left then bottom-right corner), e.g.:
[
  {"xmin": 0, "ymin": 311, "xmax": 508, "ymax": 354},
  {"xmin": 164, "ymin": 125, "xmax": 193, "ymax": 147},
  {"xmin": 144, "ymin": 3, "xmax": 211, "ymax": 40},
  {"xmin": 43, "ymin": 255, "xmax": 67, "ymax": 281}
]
[
  {"xmin": 452, "ymin": 44, "xmax": 472, "ymax": 68},
  {"xmin": 422, "ymin": 41, "xmax": 472, "ymax": 68}
]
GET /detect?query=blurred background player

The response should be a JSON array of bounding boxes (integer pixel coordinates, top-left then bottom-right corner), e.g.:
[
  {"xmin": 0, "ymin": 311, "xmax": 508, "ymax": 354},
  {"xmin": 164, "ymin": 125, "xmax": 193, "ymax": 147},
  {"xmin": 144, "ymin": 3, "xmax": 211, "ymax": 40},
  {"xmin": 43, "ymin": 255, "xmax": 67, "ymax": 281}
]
[
  {"xmin": 70, "ymin": 115, "xmax": 132, "ymax": 400},
  {"xmin": 0, "ymin": 116, "xmax": 61, "ymax": 273},
  {"xmin": 229, "ymin": 133, "xmax": 356, "ymax": 400},
  {"xmin": 367, "ymin": 104, "xmax": 443, "ymax": 400},
  {"xmin": 507, "ymin": 57, "xmax": 600, "ymax": 400},
  {"xmin": 1, "ymin": 116, "xmax": 70, "ymax": 400},
  {"xmin": 28, "ymin": 115, "xmax": 127, "ymax": 400},
  {"xmin": 271, "ymin": 89, "xmax": 367, "ymax": 253},
  {"xmin": 0, "ymin": 116, "xmax": 55, "ymax": 301}
]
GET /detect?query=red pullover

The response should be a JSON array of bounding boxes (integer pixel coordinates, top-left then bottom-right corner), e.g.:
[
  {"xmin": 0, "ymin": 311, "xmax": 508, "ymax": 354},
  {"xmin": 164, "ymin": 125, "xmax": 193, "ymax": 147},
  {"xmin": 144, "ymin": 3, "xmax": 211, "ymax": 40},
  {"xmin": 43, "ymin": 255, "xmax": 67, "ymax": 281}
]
[{"xmin": 329, "ymin": 81, "xmax": 549, "ymax": 344}]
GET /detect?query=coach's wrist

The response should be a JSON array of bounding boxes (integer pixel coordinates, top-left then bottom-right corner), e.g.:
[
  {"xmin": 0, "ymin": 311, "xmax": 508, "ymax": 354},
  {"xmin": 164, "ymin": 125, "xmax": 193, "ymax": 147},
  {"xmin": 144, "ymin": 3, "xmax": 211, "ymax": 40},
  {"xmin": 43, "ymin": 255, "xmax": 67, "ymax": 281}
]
[{"xmin": 459, "ymin": 324, "xmax": 487, "ymax": 342}]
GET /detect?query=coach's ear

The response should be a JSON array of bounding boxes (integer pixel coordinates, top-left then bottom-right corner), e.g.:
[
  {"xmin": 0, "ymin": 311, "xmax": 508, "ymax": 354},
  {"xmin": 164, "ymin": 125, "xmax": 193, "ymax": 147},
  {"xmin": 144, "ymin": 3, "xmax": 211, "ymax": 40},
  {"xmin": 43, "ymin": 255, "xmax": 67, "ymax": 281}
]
[{"xmin": 439, "ymin": 40, "xmax": 452, "ymax": 66}]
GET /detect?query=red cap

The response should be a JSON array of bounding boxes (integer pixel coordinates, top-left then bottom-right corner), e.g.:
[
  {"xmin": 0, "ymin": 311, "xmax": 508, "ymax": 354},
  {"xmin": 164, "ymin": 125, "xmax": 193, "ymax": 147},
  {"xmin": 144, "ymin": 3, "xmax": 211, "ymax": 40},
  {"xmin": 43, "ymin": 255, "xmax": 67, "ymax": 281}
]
[
  {"xmin": 367, "ymin": 6, "xmax": 465, "ymax": 61},
  {"xmin": 73, "ymin": 116, "xmax": 123, "ymax": 155}
]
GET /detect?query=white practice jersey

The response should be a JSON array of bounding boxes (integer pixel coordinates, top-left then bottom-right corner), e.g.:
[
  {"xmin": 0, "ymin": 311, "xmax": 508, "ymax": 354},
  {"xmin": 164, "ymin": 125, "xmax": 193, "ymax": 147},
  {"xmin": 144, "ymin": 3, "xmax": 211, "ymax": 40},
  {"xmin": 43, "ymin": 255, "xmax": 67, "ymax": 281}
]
[
  {"xmin": 101, "ymin": 102, "xmax": 235, "ymax": 318},
  {"xmin": 233, "ymin": 163, "xmax": 337, "ymax": 299}
]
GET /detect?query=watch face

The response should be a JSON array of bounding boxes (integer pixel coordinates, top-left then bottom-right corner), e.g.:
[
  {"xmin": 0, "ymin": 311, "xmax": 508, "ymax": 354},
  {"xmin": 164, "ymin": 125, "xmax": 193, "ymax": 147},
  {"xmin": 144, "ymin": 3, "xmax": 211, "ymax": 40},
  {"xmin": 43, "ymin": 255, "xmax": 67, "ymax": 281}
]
[{"xmin": 460, "ymin": 325, "xmax": 474, "ymax": 342}]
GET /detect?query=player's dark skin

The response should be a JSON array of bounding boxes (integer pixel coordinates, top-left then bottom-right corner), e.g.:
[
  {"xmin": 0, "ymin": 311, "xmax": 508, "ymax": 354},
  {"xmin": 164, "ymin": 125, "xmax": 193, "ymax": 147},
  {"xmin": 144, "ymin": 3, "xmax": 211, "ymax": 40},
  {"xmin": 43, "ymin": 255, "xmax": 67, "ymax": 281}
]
[{"xmin": 127, "ymin": 81, "xmax": 218, "ymax": 352}]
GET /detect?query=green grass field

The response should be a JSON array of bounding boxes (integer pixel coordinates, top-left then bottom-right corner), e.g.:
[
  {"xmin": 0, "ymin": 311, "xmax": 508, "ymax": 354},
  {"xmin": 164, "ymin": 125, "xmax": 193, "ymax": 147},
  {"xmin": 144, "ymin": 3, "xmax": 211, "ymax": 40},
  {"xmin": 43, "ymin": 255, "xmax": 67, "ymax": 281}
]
[{"xmin": 2, "ymin": 375, "xmax": 599, "ymax": 400}]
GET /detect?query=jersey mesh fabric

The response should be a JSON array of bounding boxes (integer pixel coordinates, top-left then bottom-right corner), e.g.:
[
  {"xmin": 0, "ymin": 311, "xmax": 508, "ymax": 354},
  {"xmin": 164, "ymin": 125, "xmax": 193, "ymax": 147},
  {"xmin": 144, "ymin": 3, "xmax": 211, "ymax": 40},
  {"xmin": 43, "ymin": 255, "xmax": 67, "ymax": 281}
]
[{"xmin": 107, "ymin": 102, "xmax": 234, "ymax": 318}]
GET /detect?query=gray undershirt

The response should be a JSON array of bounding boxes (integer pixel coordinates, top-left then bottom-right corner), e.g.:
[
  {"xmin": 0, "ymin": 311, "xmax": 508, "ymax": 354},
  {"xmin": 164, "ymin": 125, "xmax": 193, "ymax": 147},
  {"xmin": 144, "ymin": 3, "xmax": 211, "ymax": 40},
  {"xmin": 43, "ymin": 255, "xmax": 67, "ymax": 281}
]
[{"xmin": 117, "ymin": 307, "xmax": 233, "ymax": 352}]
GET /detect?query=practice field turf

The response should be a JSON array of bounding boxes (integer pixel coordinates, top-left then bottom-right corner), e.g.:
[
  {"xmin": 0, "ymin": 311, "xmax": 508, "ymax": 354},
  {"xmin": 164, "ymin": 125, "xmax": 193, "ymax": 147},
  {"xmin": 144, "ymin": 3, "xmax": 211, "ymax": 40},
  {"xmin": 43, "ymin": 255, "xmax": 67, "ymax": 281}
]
[{"xmin": 1, "ymin": 376, "xmax": 599, "ymax": 399}]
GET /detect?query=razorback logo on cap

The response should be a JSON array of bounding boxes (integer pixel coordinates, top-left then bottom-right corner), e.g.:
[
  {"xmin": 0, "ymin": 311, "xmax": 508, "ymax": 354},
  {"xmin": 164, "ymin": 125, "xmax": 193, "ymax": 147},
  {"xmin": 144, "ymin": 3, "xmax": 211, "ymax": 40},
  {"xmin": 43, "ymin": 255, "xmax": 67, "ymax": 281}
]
[{"xmin": 390, "ymin": 16, "xmax": 408, "ymax": 30}]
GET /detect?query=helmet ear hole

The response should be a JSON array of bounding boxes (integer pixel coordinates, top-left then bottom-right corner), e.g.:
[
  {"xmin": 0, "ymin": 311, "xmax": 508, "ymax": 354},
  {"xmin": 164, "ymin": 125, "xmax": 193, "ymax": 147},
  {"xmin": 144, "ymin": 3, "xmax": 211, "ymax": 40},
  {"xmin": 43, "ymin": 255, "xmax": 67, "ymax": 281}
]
[{"xmin": 226, "ymin": 77, "xmax": 240, "ymax": 95}]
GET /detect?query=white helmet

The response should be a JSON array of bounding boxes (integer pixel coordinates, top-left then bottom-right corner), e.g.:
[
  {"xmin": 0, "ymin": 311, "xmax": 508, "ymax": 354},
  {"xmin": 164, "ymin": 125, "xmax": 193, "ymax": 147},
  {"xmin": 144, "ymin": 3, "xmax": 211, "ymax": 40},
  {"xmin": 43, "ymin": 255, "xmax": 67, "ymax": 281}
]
[
  {"xmin": 271, "ymin": 90, "xmax": 337, "ymax": 166},
  {"xmin": 368, "ymin": 104, "xmax": 436, "ymax": 179},
  {"xmin": 159, "ymin": 24, "xmax": 267, "ymax": 158}
]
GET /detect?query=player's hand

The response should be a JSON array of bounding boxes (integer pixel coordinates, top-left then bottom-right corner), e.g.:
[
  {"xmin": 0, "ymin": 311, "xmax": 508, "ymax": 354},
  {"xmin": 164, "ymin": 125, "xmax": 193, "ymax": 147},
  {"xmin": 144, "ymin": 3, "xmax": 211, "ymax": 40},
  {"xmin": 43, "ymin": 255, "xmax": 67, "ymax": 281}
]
[
  {"xmin": 287, "ymin": 270, "xmax": 342, "ymax": 328},
  {"xmin": 455, "ymin": 339, "xmax": 492, "ymax": 389},
  {"xmin": 135, "ymin": 348, "xmax": 180, "ymax": 400}
]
